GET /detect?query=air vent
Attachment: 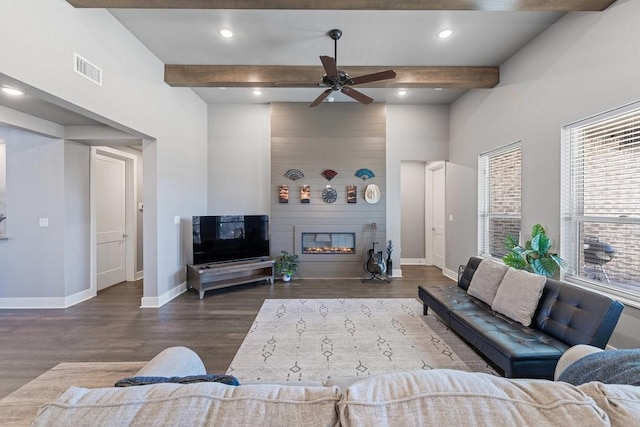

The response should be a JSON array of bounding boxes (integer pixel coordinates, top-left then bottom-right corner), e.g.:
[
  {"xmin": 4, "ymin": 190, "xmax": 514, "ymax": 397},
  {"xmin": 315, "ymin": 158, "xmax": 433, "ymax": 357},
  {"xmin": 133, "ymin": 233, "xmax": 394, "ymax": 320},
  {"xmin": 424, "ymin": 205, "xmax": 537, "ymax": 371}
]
[{"xmin": 74, "ymin": 53, "xmax": 102, "ymax": 86}]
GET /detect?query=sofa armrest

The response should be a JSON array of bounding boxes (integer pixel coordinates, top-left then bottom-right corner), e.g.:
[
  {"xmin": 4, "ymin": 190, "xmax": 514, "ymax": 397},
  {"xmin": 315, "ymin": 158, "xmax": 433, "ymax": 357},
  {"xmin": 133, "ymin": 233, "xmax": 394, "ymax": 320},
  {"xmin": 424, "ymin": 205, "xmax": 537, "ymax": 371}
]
[
  {"xmin": 554, "ymin": 344, "xmax": 603, "ymax": 381},
  {"xmin": 135, "ymin": 346, "xmax": 206, "ymax": 377}
]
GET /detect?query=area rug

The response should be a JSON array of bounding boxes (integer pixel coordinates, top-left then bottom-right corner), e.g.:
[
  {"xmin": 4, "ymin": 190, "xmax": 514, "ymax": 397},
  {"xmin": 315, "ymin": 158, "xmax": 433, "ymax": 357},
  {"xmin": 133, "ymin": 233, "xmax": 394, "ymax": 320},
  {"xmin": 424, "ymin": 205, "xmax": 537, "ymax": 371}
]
[
  {"xmin": 227, "ymin": 298, "xmax": 495, "ymax": 383},
  {"xmin": 0, "ymin": 362, "xmax": 146, "ymax": 427}
]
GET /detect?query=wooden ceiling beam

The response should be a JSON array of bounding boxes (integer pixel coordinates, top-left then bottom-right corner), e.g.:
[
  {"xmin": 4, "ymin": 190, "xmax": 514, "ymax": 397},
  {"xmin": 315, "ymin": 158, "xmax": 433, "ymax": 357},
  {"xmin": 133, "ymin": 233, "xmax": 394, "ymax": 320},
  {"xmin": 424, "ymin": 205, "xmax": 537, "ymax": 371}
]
[
  {"xmin": 164, "ymin": 65, "xmax": 500, "ymax": 89},
  {"xmin": 66, "ymin": 0, "xmax": 616, "ymax": 11}
]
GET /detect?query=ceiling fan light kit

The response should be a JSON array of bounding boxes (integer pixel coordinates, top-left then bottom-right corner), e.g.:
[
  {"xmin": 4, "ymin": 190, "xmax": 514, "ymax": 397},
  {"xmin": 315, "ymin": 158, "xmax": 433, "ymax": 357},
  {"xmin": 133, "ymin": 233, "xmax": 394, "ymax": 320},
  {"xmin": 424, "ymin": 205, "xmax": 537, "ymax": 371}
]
[{"xmin": 309, "ymin": 29, "xmax": 396, "ymax": 107}]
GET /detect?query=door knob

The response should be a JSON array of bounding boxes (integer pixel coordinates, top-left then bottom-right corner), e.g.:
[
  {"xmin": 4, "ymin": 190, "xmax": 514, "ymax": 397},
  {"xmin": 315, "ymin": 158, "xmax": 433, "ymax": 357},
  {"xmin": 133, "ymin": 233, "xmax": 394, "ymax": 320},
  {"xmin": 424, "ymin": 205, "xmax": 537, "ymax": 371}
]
[{"xmin": 123, "ymin": 233, "xmax": 128, "ymax": 238}]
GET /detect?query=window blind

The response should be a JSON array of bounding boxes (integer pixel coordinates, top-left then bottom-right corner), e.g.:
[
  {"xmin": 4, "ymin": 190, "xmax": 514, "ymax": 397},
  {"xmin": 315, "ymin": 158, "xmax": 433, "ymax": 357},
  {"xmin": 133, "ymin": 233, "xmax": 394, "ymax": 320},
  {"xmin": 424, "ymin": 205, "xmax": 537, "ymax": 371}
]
[
  {"xmin": 561, "ymin": 104, "xmax": 640, "ymax": 302},
  {"xmin": 478, "ymin": 143, "xmax": 521, "ymax": 258}
]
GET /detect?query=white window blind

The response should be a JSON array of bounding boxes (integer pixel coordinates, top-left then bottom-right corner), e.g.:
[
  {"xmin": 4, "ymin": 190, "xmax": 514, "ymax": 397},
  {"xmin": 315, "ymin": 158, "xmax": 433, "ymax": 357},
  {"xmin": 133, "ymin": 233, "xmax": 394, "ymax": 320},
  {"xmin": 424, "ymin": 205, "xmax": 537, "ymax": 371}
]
[
  {"xmin": 561, "ymin": 103, "xmax": 640, "ymax": 303},
  {"xmin": 478, "ymin": 142, "xmax": 521, "ymax": 258}
]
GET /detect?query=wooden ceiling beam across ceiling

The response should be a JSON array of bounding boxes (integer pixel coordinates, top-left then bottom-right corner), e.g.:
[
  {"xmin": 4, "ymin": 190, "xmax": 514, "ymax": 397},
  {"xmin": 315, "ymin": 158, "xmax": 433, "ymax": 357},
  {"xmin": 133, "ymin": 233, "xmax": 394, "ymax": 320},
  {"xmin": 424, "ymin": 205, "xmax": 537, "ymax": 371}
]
[
  {"xmin": 164, "ymin": 65, "xmax": 500, "ymax": 89},
  {"xmin": 66, "ymin": 0, "xmax": 616, "ymax": 11}
]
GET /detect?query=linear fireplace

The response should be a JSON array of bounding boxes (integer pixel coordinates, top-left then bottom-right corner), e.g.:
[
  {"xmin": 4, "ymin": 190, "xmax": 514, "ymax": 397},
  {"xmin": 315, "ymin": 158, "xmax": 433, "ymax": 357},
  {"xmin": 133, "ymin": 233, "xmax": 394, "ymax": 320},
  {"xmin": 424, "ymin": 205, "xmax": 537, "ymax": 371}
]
[
  {"xmin": 301, "ymin": 232, "xmax": 355, "ymax": 254},
  {"xmin": 295, "ymin": 226, "xmax": 362, "ymax": 262}
]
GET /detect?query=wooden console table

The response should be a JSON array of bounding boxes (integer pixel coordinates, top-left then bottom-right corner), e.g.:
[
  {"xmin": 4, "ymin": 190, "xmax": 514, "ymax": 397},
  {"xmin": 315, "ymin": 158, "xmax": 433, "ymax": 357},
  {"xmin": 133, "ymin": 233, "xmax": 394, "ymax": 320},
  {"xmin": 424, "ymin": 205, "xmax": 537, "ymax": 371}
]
[{"xmin": 186, "ymin": 258, "xmax": 274, "ymax": 299}]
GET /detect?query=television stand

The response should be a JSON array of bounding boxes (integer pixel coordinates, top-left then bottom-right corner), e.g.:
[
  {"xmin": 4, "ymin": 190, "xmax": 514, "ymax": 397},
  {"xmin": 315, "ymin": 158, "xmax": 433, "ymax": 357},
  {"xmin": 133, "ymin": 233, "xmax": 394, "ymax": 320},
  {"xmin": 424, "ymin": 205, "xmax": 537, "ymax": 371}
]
[{"xmin": 186, "ymin": 258, "xmax": 274, "ymax": 299}]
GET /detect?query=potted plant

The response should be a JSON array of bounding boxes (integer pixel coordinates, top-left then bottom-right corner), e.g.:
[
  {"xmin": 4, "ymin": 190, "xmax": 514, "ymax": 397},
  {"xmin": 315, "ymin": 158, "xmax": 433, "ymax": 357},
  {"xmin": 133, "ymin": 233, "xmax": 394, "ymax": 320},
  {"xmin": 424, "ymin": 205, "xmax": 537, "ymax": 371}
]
[
  {"xmin": 274, "ymin": 250, "xmax": 299, "ymax": 282},
  {"xmin": 503, "ymin": 223, "xmax": 566, "ymax": 277}
]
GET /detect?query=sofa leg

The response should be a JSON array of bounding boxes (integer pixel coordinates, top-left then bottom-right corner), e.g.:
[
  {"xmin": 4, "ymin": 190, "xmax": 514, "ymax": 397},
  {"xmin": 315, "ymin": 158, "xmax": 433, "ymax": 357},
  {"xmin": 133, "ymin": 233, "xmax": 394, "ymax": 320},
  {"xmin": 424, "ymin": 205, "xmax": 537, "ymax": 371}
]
[{"xmin": 423, "ymin": 305, "xmax": 429, "ymax": 315}]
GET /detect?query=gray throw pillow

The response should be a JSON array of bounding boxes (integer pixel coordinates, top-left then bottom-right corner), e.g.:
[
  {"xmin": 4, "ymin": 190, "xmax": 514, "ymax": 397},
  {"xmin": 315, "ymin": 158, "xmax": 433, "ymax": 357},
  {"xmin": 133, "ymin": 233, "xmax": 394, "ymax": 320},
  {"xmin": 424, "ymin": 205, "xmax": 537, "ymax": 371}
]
[
  {"xmin": 467, "ymin": 259, "xmax": 509, "ymax": 305},
  {"xmin": 491, "ymin": 268, "xmax": 546, "ymax": 326}
]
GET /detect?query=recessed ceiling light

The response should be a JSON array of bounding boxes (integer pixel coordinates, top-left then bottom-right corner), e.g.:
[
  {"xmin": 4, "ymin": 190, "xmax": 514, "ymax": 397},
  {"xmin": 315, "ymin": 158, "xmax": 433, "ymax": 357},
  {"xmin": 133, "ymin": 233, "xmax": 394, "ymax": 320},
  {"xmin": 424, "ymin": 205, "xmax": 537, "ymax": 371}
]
[
  {"xmin": 438, "ymin": 29, "xmax": 454, "ymax": 39},
  {"xmin": 434, "ymin": 87, "xmax": 443, "ymax": 91},
  {"xmin": 252, "ymin": 89, "xmax": 262, "ymax": 96},
  {"xmin": 326, "ymin": 97, "xmax": 335, "ymax": 103},
  {"xmin": 397, "ymin": 89, "xmax": 408, "ymax": 96},
  {"xmin": 1, "ymin": 86, "xmax": 24, "ymax": 96},
  {"xmin": 219, "ymin": 29, "xmax": 233, "ymax": 38}
]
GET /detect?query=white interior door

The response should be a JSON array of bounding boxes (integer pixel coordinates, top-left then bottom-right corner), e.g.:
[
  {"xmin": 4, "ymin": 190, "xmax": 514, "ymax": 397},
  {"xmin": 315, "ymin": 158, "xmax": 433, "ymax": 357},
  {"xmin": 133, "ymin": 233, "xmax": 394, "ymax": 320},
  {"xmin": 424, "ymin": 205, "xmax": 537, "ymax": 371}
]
[
  {"xmin": 96, "ymin": 154, "xmax": 127, "ymax": 290},
  {"xmin": 430, "ymin": 163, "xmax": 446, "ymax": 269}
]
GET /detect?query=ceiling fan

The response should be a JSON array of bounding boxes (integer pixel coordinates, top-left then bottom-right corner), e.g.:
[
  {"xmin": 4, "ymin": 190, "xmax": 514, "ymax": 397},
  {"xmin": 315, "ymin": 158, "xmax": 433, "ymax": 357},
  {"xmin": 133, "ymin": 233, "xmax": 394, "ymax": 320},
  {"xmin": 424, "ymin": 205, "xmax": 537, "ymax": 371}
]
[{"xmin": 309, "ymin": 29, "xmax": 396, "ymax": 107}]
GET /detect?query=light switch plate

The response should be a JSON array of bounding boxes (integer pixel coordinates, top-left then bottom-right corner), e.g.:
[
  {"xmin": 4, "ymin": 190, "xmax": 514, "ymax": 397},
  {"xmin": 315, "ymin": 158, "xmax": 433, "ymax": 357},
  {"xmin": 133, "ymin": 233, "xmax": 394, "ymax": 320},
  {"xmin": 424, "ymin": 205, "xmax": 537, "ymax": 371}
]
[
  {"xmin": 448, "ymin": 215, "xmax": 454, "ymax": 222},
  {"xmin": 39, "ymin": 218, "xmax": 49, "ymax": 227},
  {"xmin": 174, "ymin": 216, "xmax": 180, "ymax": 224}
]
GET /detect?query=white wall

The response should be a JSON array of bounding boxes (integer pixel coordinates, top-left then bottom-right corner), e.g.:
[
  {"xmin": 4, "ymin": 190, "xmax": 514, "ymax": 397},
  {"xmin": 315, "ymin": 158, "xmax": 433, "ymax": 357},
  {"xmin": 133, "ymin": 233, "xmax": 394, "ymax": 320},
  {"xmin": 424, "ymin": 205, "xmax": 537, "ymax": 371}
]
[
  {"xmin": 0, "ymin": 140, "xmax": 5, "ymax": 237},
  {"xmin": 400, "ymin": 161, "xmax": 426, "ymax": 260},
  {"xmin": 0, "ymin": 127, "xmax": 66, "ymax": 299},
  {"xmin": 387, "ymin": 105, "xmax": 449, "ymax": 276},
  {"xmin": 64, "ymin": 141, "xmax": 91, "ymax": 296},
  {"xmin": 447, "ymin": 0, "xmax": 640, "ymax": 347},
  {"xmin": 0, "ymin": 0, "xmax": 208, "ymax": 306},
  {"xmin": 207, "ymin": 105, "xmax": 271, "ymax": 217}
]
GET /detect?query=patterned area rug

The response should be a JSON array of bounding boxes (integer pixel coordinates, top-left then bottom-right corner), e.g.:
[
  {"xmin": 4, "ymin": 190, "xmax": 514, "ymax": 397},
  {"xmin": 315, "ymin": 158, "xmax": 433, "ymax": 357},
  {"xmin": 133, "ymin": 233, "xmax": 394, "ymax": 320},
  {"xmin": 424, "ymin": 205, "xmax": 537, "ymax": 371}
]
[{"xmin": 227, "ymin": 298, "xmax": 495, "ymax": 383}]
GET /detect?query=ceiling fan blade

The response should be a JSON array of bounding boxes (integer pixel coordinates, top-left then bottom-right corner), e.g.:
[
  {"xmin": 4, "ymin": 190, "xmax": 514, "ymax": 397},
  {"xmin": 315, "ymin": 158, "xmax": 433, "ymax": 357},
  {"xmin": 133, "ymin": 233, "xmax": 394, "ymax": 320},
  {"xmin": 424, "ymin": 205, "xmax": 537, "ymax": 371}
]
[
  {"xmin": 309, "ymin": 88, "xmax": 333, "ymax": 108},
  {"xmin": 341, "ymin": 87, "xmax": 374, "ymax": 105},
  {"xmin": 320, "ymin": 55, "xmax": 338, "ymax": 79},
  {"xmin": 348, "ymin": 70, "xmax": 397, "ymax": 86}
]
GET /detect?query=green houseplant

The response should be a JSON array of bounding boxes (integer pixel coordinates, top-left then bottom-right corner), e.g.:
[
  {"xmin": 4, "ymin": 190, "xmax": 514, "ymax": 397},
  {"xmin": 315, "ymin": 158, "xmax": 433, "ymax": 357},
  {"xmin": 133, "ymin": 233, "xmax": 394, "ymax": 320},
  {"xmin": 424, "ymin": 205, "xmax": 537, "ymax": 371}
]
[
  {"xmin": 274, "ymin": 250, "xmax": 299, "ymax": 282},
  {"xmin": 503, "ymin": 224, "xmax": 566, "ymax": 277}
]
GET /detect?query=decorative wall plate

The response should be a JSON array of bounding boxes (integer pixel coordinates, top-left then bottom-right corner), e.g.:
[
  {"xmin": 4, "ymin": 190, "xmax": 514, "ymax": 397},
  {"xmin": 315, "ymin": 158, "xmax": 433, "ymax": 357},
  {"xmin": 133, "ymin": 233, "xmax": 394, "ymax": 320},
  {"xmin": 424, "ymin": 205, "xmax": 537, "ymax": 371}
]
[
  {"xmin": 355, "ymin": 168, "xmax": 375, "ymax": 180},
  {"xmin": 284, "ymin": 169, "xmax": 304, "ymax": 181},
  {"xmin": 321, "ymin": 169, "xmax": 338, "ymax": 181},
  {"xmin": 300, "ymin": 185, "xmax": 310, "ymax": 203},
  {"xmin": 278, "ymin": 185, "xmax": 289, "ymax": 203},
  {"xmin": 347, "ymin": 185, "xmax": 357, "ymax": 203},
  {"xmin": 321, "ymin": 187, "xmax": 338, "ymax": 203}
]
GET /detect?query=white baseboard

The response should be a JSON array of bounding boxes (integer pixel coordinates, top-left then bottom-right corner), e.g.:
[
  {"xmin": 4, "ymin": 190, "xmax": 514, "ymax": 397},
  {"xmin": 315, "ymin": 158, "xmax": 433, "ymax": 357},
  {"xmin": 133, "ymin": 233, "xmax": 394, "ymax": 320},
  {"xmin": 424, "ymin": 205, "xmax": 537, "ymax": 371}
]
[
  {"xmin": 391, "ymin": 268, "xmax": 403, "ymax": 278},
  {"xmin": 135, "ymin": 270, "xmax": 144, "ymax": 281},
  {"xmin": 140, "ymin": 281, "xmax": 187, "ymax": 308},
  {"xmin": 0, "ymin": 287, "xmax": 95, "ymax": 309},
  {"xmin": 401, "ymin": 258, "xmax": 427, "ymax": 265},
  {"xmin": 443, "ymin": 267, "xmax": 457, "ymax": 282},
  {"xmin": 65, "ymin": 288, "xmax": 96, "ymax": 307}
]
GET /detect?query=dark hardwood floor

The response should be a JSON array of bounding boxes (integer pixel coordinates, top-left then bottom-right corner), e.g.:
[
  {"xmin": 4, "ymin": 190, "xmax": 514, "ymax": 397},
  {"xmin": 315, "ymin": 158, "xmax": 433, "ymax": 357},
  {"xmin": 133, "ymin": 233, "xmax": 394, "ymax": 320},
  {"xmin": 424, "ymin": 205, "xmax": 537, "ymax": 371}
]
[{"xmin": 0, "ymin": 266, "xmax": 454, "ymax": 399}]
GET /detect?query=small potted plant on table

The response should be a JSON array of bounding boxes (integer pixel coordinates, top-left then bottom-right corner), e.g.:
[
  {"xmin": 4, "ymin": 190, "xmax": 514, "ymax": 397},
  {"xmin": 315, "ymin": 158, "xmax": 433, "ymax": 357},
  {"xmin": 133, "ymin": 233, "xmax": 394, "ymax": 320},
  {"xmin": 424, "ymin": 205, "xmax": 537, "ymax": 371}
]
[{"xmin": 274, "ymin": 250, "xmax": 299, "ymax": 282}]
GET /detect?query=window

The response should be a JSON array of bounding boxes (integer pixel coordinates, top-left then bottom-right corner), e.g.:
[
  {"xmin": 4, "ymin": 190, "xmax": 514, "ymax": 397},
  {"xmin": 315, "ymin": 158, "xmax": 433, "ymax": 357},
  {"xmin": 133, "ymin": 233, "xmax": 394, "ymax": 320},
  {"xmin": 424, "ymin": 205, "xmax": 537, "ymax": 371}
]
[
  {"xmin": 478, "ymin": 142, "xmax": 522, "ymax": 258},
  {"xmin": 561, "ymin": 103, "xmax": 640, "ymax": 303}
]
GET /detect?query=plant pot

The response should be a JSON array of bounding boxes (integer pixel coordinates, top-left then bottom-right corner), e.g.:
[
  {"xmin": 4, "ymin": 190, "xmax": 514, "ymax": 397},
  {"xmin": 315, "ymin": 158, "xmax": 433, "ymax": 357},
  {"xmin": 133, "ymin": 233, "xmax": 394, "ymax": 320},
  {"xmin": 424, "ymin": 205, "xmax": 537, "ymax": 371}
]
[{"xmin": 282, "ymin": 274, "xmax": 291, "ymax": 282}]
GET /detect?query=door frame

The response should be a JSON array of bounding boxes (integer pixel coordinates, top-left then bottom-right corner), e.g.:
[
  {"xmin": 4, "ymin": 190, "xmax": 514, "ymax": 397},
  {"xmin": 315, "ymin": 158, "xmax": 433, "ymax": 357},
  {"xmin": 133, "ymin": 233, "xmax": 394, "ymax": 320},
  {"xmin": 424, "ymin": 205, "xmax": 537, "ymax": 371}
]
[
  {"xmin": 425, "ymin": 161, "xmax": 446, "ymax": 268},
  {"xmin": 90, "ymin": 146, "xmax": 138, "ymax": 295}
]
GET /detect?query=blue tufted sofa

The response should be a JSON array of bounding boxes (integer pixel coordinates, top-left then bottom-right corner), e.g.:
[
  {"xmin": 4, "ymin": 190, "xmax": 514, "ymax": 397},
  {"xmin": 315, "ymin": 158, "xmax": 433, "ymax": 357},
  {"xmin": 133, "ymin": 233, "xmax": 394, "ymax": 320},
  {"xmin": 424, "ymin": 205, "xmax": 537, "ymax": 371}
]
[{"xmin": 418, "ymin": 256, "xmax": 624, "ymax": 379}]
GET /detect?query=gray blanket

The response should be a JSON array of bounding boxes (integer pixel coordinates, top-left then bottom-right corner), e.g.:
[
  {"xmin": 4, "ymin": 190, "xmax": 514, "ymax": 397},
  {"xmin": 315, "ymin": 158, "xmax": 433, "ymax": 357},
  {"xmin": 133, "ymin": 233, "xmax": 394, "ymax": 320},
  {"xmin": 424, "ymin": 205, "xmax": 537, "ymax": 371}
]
[{"xmin": 558, "ymin": 349, "xmax": 640, "ymax": 386}]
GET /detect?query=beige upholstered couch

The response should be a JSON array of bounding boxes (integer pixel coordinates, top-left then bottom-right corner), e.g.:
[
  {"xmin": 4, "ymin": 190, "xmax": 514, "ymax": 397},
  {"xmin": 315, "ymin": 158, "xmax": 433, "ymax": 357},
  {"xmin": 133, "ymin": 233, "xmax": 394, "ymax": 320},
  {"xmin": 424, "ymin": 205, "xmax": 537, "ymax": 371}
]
[{"xmin": 32, "ymin": 346, "xmax": 640, "ymax": 426}]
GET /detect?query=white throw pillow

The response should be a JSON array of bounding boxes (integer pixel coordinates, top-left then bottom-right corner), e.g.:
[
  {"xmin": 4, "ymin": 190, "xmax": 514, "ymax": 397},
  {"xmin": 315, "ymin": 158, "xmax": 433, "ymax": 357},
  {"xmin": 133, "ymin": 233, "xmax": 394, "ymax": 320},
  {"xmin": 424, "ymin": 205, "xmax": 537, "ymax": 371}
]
[
  {"xmin": 491, "ymin": 268, "xmax": 546, "ymax": 327},
  {"xmin": 466, "ymin": 259, "xmax": 509, "ymax": 305}
]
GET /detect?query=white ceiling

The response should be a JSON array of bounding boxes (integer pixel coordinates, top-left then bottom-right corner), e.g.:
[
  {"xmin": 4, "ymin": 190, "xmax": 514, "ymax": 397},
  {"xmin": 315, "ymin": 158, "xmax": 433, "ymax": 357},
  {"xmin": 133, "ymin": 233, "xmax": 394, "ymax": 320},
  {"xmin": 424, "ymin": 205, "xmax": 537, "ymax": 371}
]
[
  {"xmin": 110, "ymin": 9, "xmax": 564, "ymax": 105},
  {"xmin": 1, "ymin": 8, "xmax": 566, "ymax": 129}
]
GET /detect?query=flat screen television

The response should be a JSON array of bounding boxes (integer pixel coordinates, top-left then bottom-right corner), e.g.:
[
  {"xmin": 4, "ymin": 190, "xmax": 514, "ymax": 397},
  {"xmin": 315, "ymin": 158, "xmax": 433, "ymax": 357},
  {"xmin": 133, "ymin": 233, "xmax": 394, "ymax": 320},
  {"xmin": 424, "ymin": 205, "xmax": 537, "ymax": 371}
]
[{"xmin": 192, "ymin": 215, "xmax": 270, "ymax": 265}]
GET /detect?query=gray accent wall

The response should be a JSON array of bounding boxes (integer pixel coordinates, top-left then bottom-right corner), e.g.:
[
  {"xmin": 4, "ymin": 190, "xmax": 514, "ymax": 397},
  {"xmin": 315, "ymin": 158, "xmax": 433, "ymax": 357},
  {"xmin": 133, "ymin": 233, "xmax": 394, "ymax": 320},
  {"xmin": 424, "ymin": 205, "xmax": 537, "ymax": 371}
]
[
  {"xmin": 447, "ymin": 0, "xmax": 640, "ymax": 348},
  {"xmin": 270, "ymin": 103, "xmax": 386, "ymax": 278}
]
